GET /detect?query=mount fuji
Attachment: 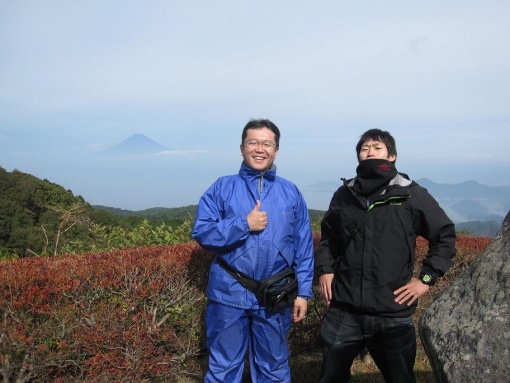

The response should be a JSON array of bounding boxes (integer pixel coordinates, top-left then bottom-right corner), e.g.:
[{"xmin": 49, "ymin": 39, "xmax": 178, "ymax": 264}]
[{"xmin": 101, "ymin": 134, "xmax": 170, "ymax": 156}]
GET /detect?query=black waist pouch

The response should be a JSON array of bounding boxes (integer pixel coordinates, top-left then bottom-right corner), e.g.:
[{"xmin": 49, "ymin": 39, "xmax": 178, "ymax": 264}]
[{"xmin": 218, "ymin": 258, "xmax": 298, "ymax": 312}]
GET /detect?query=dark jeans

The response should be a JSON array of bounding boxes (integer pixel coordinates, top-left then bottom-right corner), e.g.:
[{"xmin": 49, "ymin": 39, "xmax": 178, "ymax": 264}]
[{"xmin": 318, "ymin": 307, "xmax": 416, "ymax": 383}]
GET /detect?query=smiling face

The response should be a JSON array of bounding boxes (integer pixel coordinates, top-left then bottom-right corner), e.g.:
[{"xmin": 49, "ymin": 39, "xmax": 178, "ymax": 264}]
[
  {"xmin": 358, "ymin": 139, "xmax": 396, "ymax": 162},
  {"xmin": 240, "ymin": 127, "xmax": 279, "ymax": 172}
]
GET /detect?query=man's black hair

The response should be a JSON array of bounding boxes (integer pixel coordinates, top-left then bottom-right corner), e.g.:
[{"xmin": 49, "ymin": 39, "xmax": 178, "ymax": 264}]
[
  {"xmin": 242, "ymin": 119, "xmax": 280, "ymax": 147},
  {"xmin": 356, "ymin": 129, "xmax": 397, "ymax": 162}
]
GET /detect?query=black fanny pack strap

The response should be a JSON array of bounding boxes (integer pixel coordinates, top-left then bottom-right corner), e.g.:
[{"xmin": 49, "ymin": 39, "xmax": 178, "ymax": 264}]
[
  {"xmin": 217, "ymin": 257, "xmax": 260, "ymax": 293},
  {"xmin": 218, "ymin": 257, "xmax": 298, "ymax": 312}
]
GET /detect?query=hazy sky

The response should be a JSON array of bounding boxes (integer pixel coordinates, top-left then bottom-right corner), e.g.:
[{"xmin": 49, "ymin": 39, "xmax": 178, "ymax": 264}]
[{"xmin": 1, "ymin": 1, "xmax": 509, "ymax": 211}]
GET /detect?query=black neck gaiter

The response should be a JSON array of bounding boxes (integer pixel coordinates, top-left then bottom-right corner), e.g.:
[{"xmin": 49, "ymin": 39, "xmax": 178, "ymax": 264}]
[{"xmin": 352, "ymin": 159, "xmax": 398, "ymax": 198}]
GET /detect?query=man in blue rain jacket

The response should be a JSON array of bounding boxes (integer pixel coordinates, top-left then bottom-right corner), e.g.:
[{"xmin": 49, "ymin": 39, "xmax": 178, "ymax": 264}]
[{"xmin": 192, "ymin": 119, "xmax": 314, "ymax": 383}]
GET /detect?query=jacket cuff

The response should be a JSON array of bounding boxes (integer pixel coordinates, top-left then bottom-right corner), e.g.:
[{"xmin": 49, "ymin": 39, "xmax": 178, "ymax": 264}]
[{"xmin": 315, "ymin": 265, "xmax": 335, "ymax": 276}]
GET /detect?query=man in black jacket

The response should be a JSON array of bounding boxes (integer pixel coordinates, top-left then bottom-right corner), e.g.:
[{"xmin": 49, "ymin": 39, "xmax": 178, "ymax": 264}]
[{"xmin": 316, "ymin": 129, "xmax": 456, "ymax": 383}]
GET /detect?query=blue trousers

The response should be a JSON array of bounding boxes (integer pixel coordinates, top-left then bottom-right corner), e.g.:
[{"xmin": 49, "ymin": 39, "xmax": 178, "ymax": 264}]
[
  {"xmin": 318, "ymin": 307, "xmax": 416, "ymax": 383},
  {"xmin": 204, "ymin": 300, "xmax": 292, "ymax": 383}
]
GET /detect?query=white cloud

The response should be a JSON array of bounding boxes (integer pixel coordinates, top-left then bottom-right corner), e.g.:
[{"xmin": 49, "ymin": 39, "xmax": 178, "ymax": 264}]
[{"xmin": 156, "ymin": 150, "xmax": 210, "ymax": 156}]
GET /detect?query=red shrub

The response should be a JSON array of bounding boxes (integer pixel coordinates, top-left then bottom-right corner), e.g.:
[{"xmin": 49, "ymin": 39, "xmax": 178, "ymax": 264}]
[
  {"xmin": 0, "ymin": 243, "xmax": 213, "ymax": 382},
  {"xmin": 0, "ymin": 235, "xmax": 491, "ymax": 381}
]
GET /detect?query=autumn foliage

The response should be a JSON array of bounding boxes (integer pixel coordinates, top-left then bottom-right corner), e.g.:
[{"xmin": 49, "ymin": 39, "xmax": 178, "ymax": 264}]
[
  {"xmin": 0, "ymin": 235, "xmax": 492, "ymax": 382},
  {"xmin": 0, "ymin": 243, "xmax": 212, "ymax": 382}
]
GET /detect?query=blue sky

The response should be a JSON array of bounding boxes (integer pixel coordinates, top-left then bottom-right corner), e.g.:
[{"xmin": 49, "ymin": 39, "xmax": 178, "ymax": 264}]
[{"xmin": 1, "ymin": 1, "xmax": 509, "ymax": 211}]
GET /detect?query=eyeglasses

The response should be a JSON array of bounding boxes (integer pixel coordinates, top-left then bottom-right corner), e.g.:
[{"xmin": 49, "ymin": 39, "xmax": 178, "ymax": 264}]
[{"xmin": 243, "ymin": 139, "xmax": 277, "ymax": 150}]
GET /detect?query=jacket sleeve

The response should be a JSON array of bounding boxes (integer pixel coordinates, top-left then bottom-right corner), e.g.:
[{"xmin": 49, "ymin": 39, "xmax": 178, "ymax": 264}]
[
  {"xmin": 192, "ymin": 180, "xmax": 250, "ymax": 252},
  {"xmin": 293, "ymin": 191, "xmax": 315, "ymax": 299},
  {"xmin": 315, "ymin": 191, "xmax": 342, "ymax": 276},
  {"xmin": 413, "ymin": 186, "xmax": 457, "ymax": 278}
]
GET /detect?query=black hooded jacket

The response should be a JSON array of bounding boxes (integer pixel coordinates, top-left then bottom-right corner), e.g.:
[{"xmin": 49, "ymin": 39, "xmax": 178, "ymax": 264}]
[{"xmin": 316, "ymin": 173, "xmax": 456, "ymax": 317}]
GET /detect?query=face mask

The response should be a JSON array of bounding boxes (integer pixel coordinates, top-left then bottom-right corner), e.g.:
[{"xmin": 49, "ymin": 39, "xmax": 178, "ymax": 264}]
[{"xmin": 353, "ymin": 159, "xmax": 397, "ymax": 197}]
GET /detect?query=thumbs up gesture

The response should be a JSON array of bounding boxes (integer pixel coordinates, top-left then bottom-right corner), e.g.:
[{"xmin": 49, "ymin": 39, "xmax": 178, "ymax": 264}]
[{"xmin": 247, "ymin": 200, "xmax": 268, "ymax": 232}]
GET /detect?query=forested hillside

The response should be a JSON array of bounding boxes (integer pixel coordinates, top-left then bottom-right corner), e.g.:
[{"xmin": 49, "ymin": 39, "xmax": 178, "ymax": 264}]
[
  {"xmin": 0, "ymin": 167, "xmax": 94, "ymax": 257},
  {"xmin": 92, "ymin": 204, "xmax": 198, "ymax": 223},
  {"xmin": 0, "ymin": 168, "xmax": 192, "ymax": 258}
]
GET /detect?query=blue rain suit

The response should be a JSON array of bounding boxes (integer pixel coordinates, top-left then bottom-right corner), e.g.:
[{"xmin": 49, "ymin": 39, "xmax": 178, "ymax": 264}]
[{"xmin": 192, "ymin": 162, "xmax": 314, "ymax": 383}]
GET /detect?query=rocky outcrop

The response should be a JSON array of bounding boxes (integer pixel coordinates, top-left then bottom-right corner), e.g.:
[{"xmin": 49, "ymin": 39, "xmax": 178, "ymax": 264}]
[{"xmin": 419, "ymin": 210, "xmax": 510, "ymax": 383}]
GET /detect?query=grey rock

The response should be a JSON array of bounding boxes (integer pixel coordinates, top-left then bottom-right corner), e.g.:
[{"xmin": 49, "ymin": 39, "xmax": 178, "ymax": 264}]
[{"xmin": 419, "ymin": 210, "xmax": 510, "ymax": 383}]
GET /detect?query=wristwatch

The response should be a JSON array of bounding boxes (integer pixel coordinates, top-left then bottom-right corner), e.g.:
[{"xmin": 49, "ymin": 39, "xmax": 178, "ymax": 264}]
[{"xmin": 419, "ymin": 272, "xmax": 436, "ymax": 286}]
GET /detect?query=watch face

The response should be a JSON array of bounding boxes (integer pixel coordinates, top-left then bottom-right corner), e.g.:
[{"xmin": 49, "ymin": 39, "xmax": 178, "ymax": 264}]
[{"xmin": 421, "ymin": 274, "xmax": 433, "ymax": 284}]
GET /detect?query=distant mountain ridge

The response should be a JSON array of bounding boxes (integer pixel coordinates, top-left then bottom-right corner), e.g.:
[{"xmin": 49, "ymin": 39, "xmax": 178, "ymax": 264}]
[
  {"xmin": 101, "ymin": 134, "xmax": 169, "ymax": 155},
  {"xmin": 91, "ymin": 204, "xmax": 327, "ymax": 225},
  {"xmin": 416, "ymin": 178, "xmax": 510, "ymax": 223},
  {"xmin": 417, "ymin": 178, "xmax": 509, "ymax": 200}
]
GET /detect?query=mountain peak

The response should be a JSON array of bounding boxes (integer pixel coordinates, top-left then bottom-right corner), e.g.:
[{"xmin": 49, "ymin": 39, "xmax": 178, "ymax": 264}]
[{"xmin": 102, "ymin": 134, "xmax": 170, "ymax": 155}]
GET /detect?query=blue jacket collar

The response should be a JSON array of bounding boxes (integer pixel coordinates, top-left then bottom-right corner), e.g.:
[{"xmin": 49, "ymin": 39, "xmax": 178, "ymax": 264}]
[{"xmin": 239, "ymin": 162, "xmax": 277, "ymax": 181}]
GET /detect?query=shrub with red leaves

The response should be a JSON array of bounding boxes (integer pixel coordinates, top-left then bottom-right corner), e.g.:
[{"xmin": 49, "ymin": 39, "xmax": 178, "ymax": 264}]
[
  {"xmin": 0, "ymin": 243, "xmax": 213, "ymax": 382},
  {"xmin": 0, "ymin": 235, "xmax": 491, "ymax": 382}
]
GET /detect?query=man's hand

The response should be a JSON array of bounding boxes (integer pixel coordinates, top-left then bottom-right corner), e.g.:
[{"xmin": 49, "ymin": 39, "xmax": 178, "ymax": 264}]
[
  {"xmin": 394, "ymin": 277, "xmax": 430, "ymax": 306},
  {"xmin": 247, "ymin": 200, "xmax": 268, "ymax": 232},
  {"xmin": 319, "ymin": 273, "xmax": 334, "ymax": 305},
  {"xmin": 292, "ymin": 297, "xmax": 308, "ymax": 322}
]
